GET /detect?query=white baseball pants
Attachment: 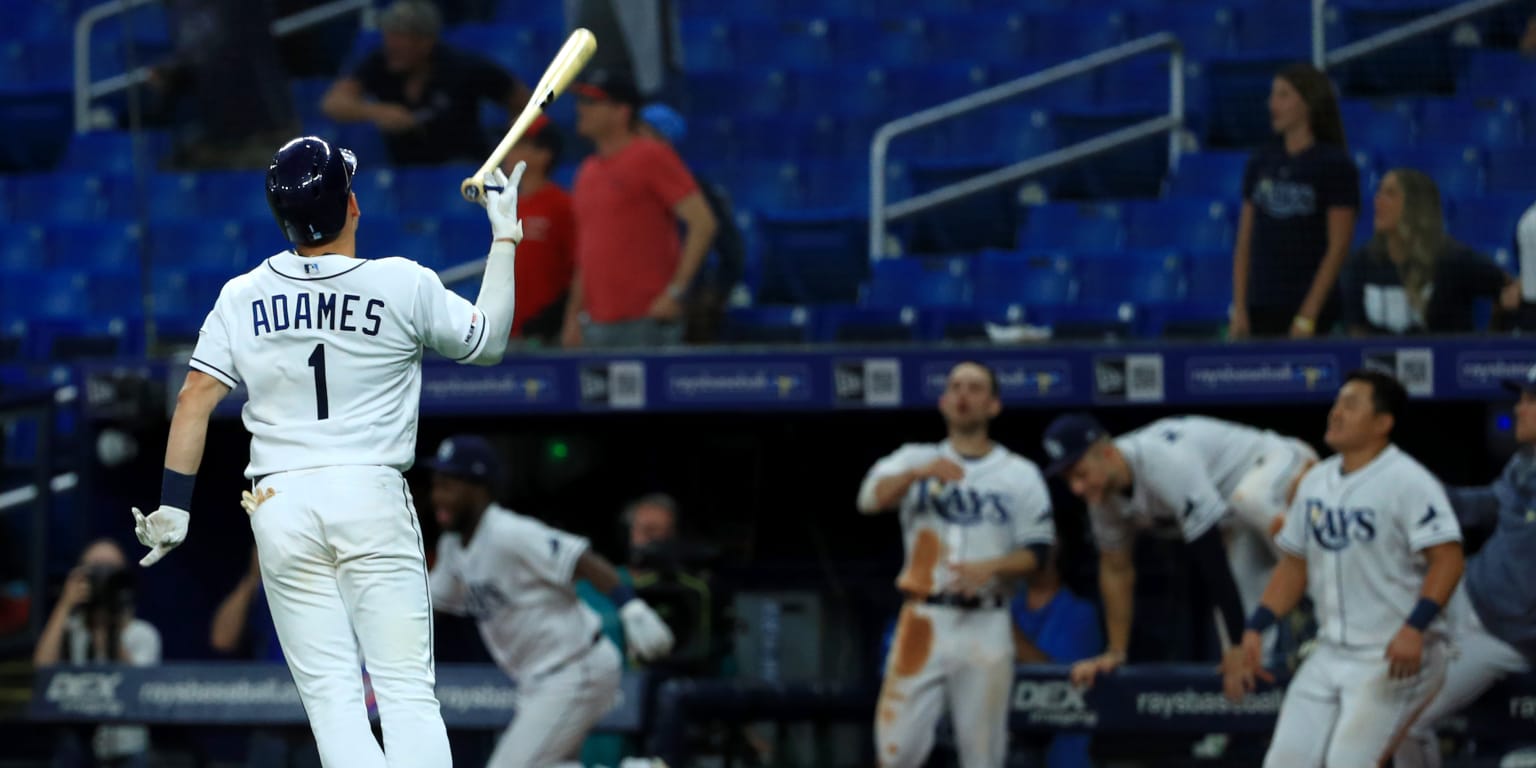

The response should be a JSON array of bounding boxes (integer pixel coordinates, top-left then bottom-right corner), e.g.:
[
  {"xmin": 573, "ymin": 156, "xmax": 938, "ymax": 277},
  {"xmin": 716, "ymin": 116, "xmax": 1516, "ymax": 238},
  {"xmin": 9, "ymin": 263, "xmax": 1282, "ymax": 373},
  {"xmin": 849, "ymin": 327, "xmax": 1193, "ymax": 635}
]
[
  {"xmin": 1393, "ymin": 586, "xmax": 1532, "ymax": 768},
  {"xmin": 875, "ymin": 601, "xmax": 1013, "ymax": 768},
  {"xmin": 250, "ymin": 465, "xmax": 450, "ymax": 768},
  {"xmin": 486, "ymin": 636, "xmax": 622, "ymax": 768},
  {"xmin": 1227, "ymin": 438, "xmax": 1319, "ymax": 651},
  {"xmin": 1264, "ymin": 640, "xmax": 1447, "ymax": 767}
]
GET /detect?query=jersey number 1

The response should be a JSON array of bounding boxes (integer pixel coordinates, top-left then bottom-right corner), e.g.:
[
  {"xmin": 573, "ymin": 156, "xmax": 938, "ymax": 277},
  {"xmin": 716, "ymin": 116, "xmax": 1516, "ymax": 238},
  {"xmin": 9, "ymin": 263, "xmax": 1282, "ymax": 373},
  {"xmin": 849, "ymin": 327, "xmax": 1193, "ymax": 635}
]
[{"xmin": 307, "ymin": 343, "xmax": 329, "ymax": 420}]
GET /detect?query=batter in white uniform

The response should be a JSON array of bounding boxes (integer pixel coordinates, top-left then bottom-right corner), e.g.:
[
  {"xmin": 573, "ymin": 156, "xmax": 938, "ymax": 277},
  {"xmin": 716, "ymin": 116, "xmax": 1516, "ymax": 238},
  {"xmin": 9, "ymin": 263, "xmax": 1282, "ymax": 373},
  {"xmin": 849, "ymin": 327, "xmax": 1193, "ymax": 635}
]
[
  {"xmin": 424, "ymin": 435, "xmax": 674, "ymax": 768},
  {"xmin": 1226, "ymin": 370, "xmax": 1465, "ymax": 767},
  {"xmin": 1041, "ymin": 412, "xmax": 1317, "ymax": 687},
  {"xmin": 857, "ymin": 362, "xmax": 1056, "ymax": 768},
  {"xmin": 132, "ymin": 136, "xmax": 526, "ymax": 768}
]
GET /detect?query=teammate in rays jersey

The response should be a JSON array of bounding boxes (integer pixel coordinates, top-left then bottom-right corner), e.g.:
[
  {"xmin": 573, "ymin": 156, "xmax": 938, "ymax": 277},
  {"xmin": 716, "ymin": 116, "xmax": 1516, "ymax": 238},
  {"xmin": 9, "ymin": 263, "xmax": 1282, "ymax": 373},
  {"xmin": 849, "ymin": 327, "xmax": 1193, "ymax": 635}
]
[
  {"xmin": 1226, "ymin": 370, "xmax": 1464, "ymax": 767},
  {"xmin": 132, "ymin": 137, "xmax": 525, "ymax": 768},
  {"xmin": 857, "ymin": 362, "xmax": 1055, "ymax": 768}
]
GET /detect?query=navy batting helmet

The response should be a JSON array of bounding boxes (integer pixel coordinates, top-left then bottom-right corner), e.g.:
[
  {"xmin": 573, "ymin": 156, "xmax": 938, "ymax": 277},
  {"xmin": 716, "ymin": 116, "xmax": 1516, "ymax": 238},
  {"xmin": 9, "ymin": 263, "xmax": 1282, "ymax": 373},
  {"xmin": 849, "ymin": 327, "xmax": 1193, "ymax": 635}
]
[{"xmin": 266, "ymin": 137, "xmax": 357, "ymax": 246}]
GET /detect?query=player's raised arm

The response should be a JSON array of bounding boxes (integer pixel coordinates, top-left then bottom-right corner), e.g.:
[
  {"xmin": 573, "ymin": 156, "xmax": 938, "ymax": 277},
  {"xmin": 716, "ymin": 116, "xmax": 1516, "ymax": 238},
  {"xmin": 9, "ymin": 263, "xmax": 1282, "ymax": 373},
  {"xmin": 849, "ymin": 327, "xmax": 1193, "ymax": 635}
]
[
  {"xmin": 856, "ymin": 447, "xmax": 962, "ymax": 514},
  {"xmin": 133, "ymin": 370, "xmax": 231, "ymax": 567},
  {"xmin": 573, "ymin": 550, "xmax": 674, "ymax": 661}
]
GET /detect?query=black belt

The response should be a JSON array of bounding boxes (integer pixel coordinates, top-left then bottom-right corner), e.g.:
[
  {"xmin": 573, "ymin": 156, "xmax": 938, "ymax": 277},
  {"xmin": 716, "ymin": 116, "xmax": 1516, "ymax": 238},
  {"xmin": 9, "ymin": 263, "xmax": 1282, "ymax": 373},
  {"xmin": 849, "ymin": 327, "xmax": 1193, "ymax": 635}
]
[
  {"xmin": 535, "ymin": 630, "xmax": 604, "ymax": 681},
  {"xmin": 921, "ymin": 593, "xmax": 1006, "ymax": 610}
]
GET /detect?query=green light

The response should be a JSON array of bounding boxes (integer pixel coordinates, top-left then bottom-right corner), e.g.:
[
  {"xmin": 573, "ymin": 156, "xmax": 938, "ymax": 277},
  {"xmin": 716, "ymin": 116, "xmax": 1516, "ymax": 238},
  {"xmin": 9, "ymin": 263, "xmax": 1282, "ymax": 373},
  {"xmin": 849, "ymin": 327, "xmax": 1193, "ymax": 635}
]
[{"xmin": 549, "ymin": 440, "xmax": 569, "ymax": 460}]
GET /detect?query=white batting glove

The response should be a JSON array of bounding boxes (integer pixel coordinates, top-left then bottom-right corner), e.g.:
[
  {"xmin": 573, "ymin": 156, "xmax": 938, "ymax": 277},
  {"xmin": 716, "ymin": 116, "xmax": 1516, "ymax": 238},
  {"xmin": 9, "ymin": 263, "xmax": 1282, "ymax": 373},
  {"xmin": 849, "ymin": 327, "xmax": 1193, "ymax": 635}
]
[
  {"xmin": 132, "ymin": 505, "xmax": 189, "ymax": 567},
  {"xmin": 619, "ymin": 598, "xmax": 675, "ymax": 661},
  {"xmin": 483, "ymin": 163, "xmax": 525, "ymax": 244}
]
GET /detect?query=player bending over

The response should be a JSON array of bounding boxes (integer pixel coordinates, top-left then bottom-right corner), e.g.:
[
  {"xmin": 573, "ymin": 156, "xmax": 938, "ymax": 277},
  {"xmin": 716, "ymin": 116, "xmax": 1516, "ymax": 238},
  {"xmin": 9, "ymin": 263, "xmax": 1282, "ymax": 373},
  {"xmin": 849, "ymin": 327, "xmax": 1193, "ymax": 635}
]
[
  {"xmin": 421, "ymin": 435, "xmax": 673, "ymax": 768},
  {"xmin": 132, "ymin": 136, "xmax": 525, "ymax": 768},
  {"xmin": 1041, "ymin": 412, "xmax": 1316, "ymax": 687},
  {"xmin": 1393, "ymin": 364, "xmax": 1536, "ymax": 767},
  {"xmin": 857, "ymin": 362, "xmax": 1056, "ymax": 768},
  {"xmin": 1226, "ymin": 370, "xmax": 1464, "ymax": 767}
]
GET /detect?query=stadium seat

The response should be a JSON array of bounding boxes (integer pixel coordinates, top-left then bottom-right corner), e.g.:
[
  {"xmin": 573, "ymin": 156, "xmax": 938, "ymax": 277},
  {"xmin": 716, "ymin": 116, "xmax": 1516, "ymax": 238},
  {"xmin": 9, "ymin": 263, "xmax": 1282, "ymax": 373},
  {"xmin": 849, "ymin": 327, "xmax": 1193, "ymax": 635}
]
[
  {"xmin": 1232, "ymin": 2, "xmax": 1314, "ymax": 57},
  {"xmin": 1166, "ymin": 151, "xmax": 1249, "ymax": 199},
  {"xmin": 1417, "ymin": 97, "xmax": 1525, "ymax": 150},
  {"xmin": 1374, "ymin": 145, "xmax": 1485, "ymax": 199},
  {"xmin": 689, "ymin": 69, "xmax": 791, "ymax": 118},
  {"xmin": 50, "ymin": 221, "xmax": 143, "ymax": 271},
  {"xmin": 919, "ymin": 302, "xmax": 1025, "ymax": 342},
  {"xmin": 144, "ymin": 173, "xmax": 204, "ymax": 220},
  {"xmin": 927, "ymin": 12, "xmax": 1031, "ymax": 68},
  {"xmin": 1328, "ymin": 2, "xmax": 1455, "ymax": 94},
  {"xmin": 1077, "ymin": 250, "xmax": 1186, "ymax": 305},
  {"xmin": 791, "ymin": 66, "xmax": 894, "ymax": 120},
  {"xmin": 1098, "ymin": 57, "xmax": 1175, "ymax": 112},
  {"xmin": 395, "ymin": 166, "xmax": 477, "ymax": 215},
  {"xmin": 1126, "ymin": 199, "xmax": 1234, "ymax": 251},
  {"xmin": 200, "ymin": 171, "xmax": 273, "ymax": 220},
  {"xmin": 1186, "ymin": 249, "xmax": 1233, "ymax": 304},
  {"xmin": 1339, "ymin": 99, "xmax": 1416, "ymax": 149},
  {"xmin": 59, "ymin": 130, "xmax": 168, "ymax": 175},
  {"xmin": 1031, "ymin": 10, "xmax": 1130, "ymax": 60},
  {"xmin": 839, "ymin": 16, "xmax": 932, "ymax": 68},
  {"xmin": 351, "ymin": 167, "xmax": 402, "ymax": 215},
  {"xmin": 0, "ymin": 223, "xmax": 45, "ymax": 271},
  {"xmin": 356, "ymin": 217, "xmax": 443, "ymax": 268},
  {"xmin": 800, "ymin": 159, "xmax": 869, "ymax": 210},
  {"xmin": 720, "ymin": 306, "xmax": 813, "ymax": 344},
  {"xmin": 289, "ymin": 77, "xmax": 333, "ymax": 126},
  {"xmin": 738, "ymin": 17, "xmax": 834, "ymax": 69},
  {"xmin": 147, "ymin": 219, "xmax": 248, "ymax": 272},
  {"xmin": 443, "ymin": 24, "xmax": 530, "ymax": 75},
  {"xmin": 903, "ymin": 159, "xmax": 1020, "ymax": 253},
  {"xmin": 679, "ymin": 17, "xmax": 735, "ymax": 73},
  {"xmin": 1449, "ymin": 195, "xmax": 1531, "ymax": 251},
  {"xmin": 334, "ymin": 123, "xmax": 390, "ymax": 170},
  {"xmin": 1486, "ymin": 147, "xmax": 1536, "ymax": 195},
  {"xmin": 1143, "ymin": 5, "xmax": 1239, "ymax": 58},
  {"xmin": 11, "ymin": 173, "xmax": 113, "ymax": 221},
  {"xmin": 3, "ymin": 270, "xmax": 88, "ymax": 319},
  {"xmin": 812, "ymin": 305, "xmax": 918, "ymax": 343},
  {"xmin": 1027, "ymin": 302, "xmax": 1136, "ymax": 341},
  {"xmin": 1459, "ymin": 50, "xmax": 1536, "ymax": 99},
  {"xmin": 734, "ymin": 161, "xmax": 804, "ymax": 212},
  {"xmin": 1139, "ymin": 301, "xmax": 1231, "ymax": 339},
  {"xmin": 1203, "ymin": 54, "xmax": 1293, "ymax": 148},
  {"xmin": 861, "ymin": 257, "xmax": 971, "ymax": 309},
  {"xmin": 973, "ymin": 250, "xmax": 1077, "ymax": 307},
  {"xmin": 755, "ymin": 211, "xmax": 867, "ymax": 305},
  {"xmin": 1020, "ymin": 202, "xmax": 1126, "ymax": 252},
  {"xmin": 1050, "ymin": 108, "xmax": 1169, "ymax": 198}
]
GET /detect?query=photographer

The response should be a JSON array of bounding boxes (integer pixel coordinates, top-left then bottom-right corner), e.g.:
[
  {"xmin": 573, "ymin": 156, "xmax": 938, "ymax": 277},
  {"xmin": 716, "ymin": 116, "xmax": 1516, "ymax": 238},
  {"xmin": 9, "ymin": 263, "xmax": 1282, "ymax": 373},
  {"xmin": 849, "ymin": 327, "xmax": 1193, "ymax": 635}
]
[
  {"xmin": 620, "ymin": 494, "xmax": 726, "ymax": 675},
  {"xmin": 33, "ymin": 539, "xmax": 161, "ymax": 768}
]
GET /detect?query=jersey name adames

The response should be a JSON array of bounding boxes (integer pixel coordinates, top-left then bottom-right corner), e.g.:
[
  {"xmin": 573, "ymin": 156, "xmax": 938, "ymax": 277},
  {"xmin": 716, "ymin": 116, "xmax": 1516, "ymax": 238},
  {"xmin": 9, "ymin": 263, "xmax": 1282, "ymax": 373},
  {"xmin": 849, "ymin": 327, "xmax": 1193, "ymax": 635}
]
[{"xmin": 249, "ymin": 291, "xmax": 384, "ymax": 337}]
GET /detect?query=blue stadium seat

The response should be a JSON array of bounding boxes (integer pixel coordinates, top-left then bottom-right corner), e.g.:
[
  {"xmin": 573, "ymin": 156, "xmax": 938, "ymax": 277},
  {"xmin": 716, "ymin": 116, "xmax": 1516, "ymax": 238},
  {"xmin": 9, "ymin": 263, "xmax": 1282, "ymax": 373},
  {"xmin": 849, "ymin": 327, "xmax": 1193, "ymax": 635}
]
[
  {"xmin": 144, "ymin": 173, "xmax": 204, "ymax": 220},
  {"xmin": 690, "ymin": 69, "xmax": 792, "ymax": 118},
  {"xmin": 973, "ymin": 250, "xmax": 1077, "ymax": 307},
  {"xmin": 1186, "ymin": 249, "xmax": 1234, "ymax": 304},
  {"xmin": 734, "ymin": 161, "xmax": 804, "ymax": 212},
  {"xmin": 902, "ymin": 158, "xmax": 1019, "ymax": 253},
  {"xmin": 1098, "ymin": 57, "xmax": 1174, "ymax": 111},
  {"xmin": 437, "ymin": 214, "xmax": 487, "ymax": 267},
  {"xmin": 1142, "ymin": 5, "xmax": 1238, "ymax": 57},
  {"xmin": 1026, "ymin": 302, "xmax": 1135, "ymax": 340},
  {"xmin": 351, "ymin": 167, "xmax": 402, "ymax": 215},
  {"xmin": 1417, "ymin": 98, "xmax": 1525, "ymax": 150},
  {"xmin": 11, "ymin": 173, "xmax": 113, "ymax": 221},
  {"xmin": 801, "ymin": 159, "xmax": 869, "ymax": 210},
  {"xmin": 1486, "ymin": 147, "xmax": 1536, "ymax": 195},
  {"xmin": 395, "ymin": 166, "xmax": 477, "ymax": 215},
  {"xmin": 3, "ymin": 270, "xmax": 88, "ymax": 319},
  {"xmin": 791, "ymin": 66, "xmax": 895, "ymax": 119},
  {"xmin": 0, "ymin": 223, "xmax": 45, "ymax": 271},
  {"xmin": 919, "ymin": 302, "xmax": 1025, "ymax": 342},
  {"xmin": 1339, "ymin": 99, "xmax": 1416, "ymax": 149},
  {"xmin": 738, "ymin": 17, "xmax": 834, "ymax": 69},
  {"xmin": 1374, "ymin": 145, "xmax": 1484, "ymax": 199},
  {"xmin": 1126, "ymin": 199, "xmax": 1234, "ymax": 251},
  {"xmin": 888, "ymin": 64, "xmax": 990, "ymax": 115},
  {"xmin": 1459, "ymin": 50, "xmax": 1536, "ymax": 99},
  {"xmin": 1328, "ymin": 2, "xmax": 1455, "ymax": 94},
  {"xmin": 679, "ymin": 17, "xmax": 735, "ymax": 72},
  {"xmin": 1232, "ymin": 2, "xmax": 1314, "ymax": 57},
  {"xmin": 939, "ymin": 106, "xmax": 1056, "ymax": 164},
  {"xmin": 812, "ymin": 305, "xmax": 918, "ymax": 343},
  {"xmin": 1076, "ymin": 250, "xmax": 1186, "ymax": 305},
  {"xmin": 1203, "ymin": 54, "xmax": 1293, "ymax": 147},
  {"xmin": 59, "ymin": 130, "xmax": 168, "ymax": 175},
  {"xmin": 200, "ymin": 171, "xmax": 272, "ymax": 220},
  {"xmin": 1139, "ymin": 301, "xmax": 1231, "ymax": 339},
  {"xmin": 927, "ymin": 12, "xmax": 1030, "ymax": 68},
  {"xmin": 1031, "ymin": 10, "xmax": 1130, "ymax": 60},
  {"xmin": 50, "ymin": 221, "xmax": 143, "ymax": 271},
  {"xmin": 443, "ymin": 24, "xmax": 531, "ymax": 75},
  {"xmin": 146, "ymin": 219, "xmax": 248, "ymax": 272},
  {"xmin": 334, "ymin": 123, "xmax": 390, "ymax": 171},
  {"xmin": 755, "ymin": 211, "xmax": 867, "ymax": 305},
  {"xmin": 840, "ymin": 16, "xmax": 932, "ymax": 68},
  {"xmin": 1020, "ymin": 202, "xmax": 1126, "ymax": 252},
  {"xmin": 861, "ymin": 257, "xmax": 971, "ymax": 309},
  {"xmin": 1449, "ymin": 195, "xmax": 1530, "ymax": 251},
  {"xmin": 720, "ymin": 305, "xmax": 813, "ymax": 344},
  {"xmin": 356, "ymin": 217, "xmax": 443, "ymax": 268},
  {"xmin": 289, "ymin": 77, "xmax": 333, "ymax": 127},
  {"xmin": 1050, "ymin": 108, "xmax": 1169, "ymax": 198}
]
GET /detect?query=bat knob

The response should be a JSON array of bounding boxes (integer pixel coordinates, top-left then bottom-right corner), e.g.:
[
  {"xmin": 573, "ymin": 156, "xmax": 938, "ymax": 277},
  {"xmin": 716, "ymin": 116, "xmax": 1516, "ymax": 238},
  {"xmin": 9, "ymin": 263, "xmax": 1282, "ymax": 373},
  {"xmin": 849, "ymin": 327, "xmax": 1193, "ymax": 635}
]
[{"xmin": 460, "ymin": 178, "xmax": 483, "ymax": 204}]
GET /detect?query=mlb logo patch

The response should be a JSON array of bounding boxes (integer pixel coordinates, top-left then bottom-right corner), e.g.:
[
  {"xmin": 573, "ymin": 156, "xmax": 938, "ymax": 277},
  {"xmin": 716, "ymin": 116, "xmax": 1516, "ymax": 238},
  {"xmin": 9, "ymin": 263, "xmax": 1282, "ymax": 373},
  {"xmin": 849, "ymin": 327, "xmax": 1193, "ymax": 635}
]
[{"xmin": 304, "ymin": 263, "xmax": 320, "ymax": 275}]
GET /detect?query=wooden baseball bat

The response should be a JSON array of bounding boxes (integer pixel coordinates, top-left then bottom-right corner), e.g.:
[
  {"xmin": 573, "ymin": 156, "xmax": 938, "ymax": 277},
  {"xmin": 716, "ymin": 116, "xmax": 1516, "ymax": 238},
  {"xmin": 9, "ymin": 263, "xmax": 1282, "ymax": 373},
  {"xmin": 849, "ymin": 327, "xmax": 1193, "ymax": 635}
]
[{"xmin": 460, "ymin": 27, "xmax": 597, "ymax": 204}]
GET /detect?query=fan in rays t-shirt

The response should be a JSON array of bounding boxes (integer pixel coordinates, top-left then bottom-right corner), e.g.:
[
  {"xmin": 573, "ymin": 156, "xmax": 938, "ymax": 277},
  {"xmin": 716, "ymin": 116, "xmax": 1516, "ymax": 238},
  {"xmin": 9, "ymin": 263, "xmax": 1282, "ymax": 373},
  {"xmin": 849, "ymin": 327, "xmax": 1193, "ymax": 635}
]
[{"xmin": 1242, "ymin": 140, "xmax": 1360, "ymax": 334}]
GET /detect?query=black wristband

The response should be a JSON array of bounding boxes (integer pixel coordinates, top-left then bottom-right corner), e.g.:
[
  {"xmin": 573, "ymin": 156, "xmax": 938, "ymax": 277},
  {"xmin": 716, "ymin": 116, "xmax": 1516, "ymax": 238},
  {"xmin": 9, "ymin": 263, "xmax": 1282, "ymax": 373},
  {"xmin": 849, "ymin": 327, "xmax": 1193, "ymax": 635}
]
[
  {"xmin": 1405, "ymin": 597, "xmax": 1441, "ymax": 632},
  {"xmin": 161, "ymin": 469, "xmax": 195, "ymax": 510},
  {"xmin": 1245, "ymin": 605, "xmax": 1277, "ymax": 633}
]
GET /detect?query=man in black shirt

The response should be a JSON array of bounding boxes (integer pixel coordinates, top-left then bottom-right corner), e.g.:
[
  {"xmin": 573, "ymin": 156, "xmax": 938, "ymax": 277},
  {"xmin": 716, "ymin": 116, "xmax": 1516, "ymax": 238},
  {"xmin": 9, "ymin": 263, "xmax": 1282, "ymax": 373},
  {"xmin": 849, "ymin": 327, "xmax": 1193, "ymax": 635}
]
[{"xmin": 320, "ymin": 0, "xmax": 530, "ymax": 166}]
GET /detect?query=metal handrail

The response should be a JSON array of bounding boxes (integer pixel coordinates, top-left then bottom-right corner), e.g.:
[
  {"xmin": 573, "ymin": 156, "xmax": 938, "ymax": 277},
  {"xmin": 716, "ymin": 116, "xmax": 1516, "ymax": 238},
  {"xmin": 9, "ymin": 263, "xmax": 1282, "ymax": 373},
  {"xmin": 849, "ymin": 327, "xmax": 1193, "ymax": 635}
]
[
  {"xmin": 868, "ymin": 33, "xmax": 1184, "ymax": 260},
  {"xmin": 1311, "ymin": 0, "xmax": 1525, "ymax": 69},
  {"xmin": 74, "ymin": 0, "xmax": 374, "ymax": 133}
]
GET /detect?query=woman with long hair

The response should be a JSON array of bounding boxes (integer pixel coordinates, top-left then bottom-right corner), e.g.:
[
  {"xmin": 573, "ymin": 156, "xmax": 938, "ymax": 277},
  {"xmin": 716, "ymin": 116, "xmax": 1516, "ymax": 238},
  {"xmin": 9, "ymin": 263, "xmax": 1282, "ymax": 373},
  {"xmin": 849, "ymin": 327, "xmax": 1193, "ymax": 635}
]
[
  {"xmin": 1231, "ymin": 62, "xmax": 1359, "ymax": 338},
  {"xmin": 1339, "ymin": 168, "xmax": 1519, "ymax": 335}
]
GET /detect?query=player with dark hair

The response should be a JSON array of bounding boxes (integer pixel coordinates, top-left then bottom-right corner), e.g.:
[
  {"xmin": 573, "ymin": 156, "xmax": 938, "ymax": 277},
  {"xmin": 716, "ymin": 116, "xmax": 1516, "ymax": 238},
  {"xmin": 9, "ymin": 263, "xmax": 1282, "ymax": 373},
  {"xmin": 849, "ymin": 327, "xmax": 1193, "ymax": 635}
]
[
  {"xmin": 1043, "ymin": 412, "xmax": 1317, "ymax": 687},
  {"xmin": 132, "ymin": 135, "xmax": 525, "ymax": 768},
  {"xmin": 1226, "ymin": 370, "xmax": 1464, "ymax": 767},
  {"xmin": 858, "ymin": 361, "xmax": 1055, "ymax": 767}
]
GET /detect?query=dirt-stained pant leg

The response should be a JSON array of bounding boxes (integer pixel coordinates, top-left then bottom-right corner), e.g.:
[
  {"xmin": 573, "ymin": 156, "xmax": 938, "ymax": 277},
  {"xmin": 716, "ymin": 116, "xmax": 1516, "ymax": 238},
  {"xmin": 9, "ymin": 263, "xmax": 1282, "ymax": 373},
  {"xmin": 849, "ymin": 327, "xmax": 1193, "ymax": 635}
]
[{"xmin": 875, "ymin": 603, "xmax": 946, "ymax": 768}]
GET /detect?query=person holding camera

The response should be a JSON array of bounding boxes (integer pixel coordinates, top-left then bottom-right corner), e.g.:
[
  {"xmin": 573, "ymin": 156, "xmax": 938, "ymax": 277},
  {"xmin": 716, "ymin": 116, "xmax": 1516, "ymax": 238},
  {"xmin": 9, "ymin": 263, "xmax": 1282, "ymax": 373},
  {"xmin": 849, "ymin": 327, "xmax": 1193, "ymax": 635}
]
[{"xmin": 33, "ymin": 539, "xmax": 161, "ymax": 768}]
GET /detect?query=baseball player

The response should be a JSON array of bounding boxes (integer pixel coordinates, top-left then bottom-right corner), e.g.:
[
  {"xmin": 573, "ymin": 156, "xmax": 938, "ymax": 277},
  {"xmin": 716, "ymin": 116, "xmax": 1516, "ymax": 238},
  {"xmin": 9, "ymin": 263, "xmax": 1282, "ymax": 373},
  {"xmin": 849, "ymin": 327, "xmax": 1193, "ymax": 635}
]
[
  {"xmin": 1040, "ymin": 412, "xmax": 1317, "ymax": 686},
  {"xmin": 1226, "ymin": 370, "xmax": 1465, "ymax": 767},
  {"xmin": 416, "ymin": 434, "xmax": 674, "ymax": 768},
  {"xmin": 857, "ymin": 361, "xmax": 1056, "ymax": 768},
  {"xmin": 1394, "ymin": 364, "xmax": 1536, "ymax": 768},
  {"xmin": 130, "ymin": 135, "xmax": 526, "ymax": 768}
]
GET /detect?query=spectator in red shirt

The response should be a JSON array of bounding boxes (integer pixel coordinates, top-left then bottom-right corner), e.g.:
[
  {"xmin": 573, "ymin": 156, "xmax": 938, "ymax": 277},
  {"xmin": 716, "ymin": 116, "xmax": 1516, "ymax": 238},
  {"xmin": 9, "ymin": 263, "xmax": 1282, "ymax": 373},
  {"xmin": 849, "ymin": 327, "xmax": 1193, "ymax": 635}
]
[
  {"xmin": 561, "ymin": 71, "xmax": 717, "ymax": 348},
  {"xmin": 501, "ymin": 115, "xmax": 576, "ymax": 345}
]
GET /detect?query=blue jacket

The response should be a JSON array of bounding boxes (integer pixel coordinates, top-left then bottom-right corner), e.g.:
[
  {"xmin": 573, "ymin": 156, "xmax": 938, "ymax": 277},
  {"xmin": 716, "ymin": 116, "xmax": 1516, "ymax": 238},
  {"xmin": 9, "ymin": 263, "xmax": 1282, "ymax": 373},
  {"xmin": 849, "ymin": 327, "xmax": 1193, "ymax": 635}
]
[{"xmin": 1450, "ymin": 447, "xmax": 1536, "ymax": 661}]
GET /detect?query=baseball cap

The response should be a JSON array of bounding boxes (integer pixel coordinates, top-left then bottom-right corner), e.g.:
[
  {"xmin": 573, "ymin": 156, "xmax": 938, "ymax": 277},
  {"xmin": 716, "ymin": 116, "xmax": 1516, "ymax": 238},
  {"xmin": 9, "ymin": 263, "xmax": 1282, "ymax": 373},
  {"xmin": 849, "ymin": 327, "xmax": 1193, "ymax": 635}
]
[
  {"xmin": 575, "ymin": 70, "xmax": 641, "ymax": 109},
  {"xmin": 1041, "ymin": 412, "xmax": 1109, "ymax": 476},
  {"xmin": 423, "ymin": 435, "xmax": 496, "ymax": 483},
  {"xmin": 640, "ymin": 103, "xmax": 687, "ymax": 144},
  {"xmin": 1501, "ymin": 363, "xmax": 1536, "ymax": 395}
]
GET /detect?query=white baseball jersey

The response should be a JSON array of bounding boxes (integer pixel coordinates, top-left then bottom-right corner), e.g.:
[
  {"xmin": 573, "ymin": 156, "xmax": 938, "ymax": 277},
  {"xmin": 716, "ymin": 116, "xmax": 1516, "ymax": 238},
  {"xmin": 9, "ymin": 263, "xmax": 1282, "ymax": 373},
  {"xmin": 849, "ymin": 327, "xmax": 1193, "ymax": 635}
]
[
  {"xmin": 1276, "ymin": 445, "xmax": 1461, "ymax": 648},
  {"xmin": 189, "ymin": 251, "xmax": 491, "ymax": 479},
  {"xmin": 430, "ymin": 504, "xmax": 602, "ymax": 680},
  {"xmin": 858, "ymin": 441, "xmax": 1054, "ymax": 597},
  {"xmin": 1089, "ymin": 416, "xmax": 1294, "ymax": 550}
]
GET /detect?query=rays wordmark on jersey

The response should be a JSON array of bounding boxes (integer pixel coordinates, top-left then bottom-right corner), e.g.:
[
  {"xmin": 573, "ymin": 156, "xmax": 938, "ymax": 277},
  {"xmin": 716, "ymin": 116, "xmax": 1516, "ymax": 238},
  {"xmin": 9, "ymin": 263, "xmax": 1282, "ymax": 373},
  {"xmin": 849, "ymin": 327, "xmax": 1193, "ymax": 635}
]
[
  {"xmin": 465, "ymin": 581, "xmax": 511, "ymax": 619},
  {"xmin": 916, "ymin": 480, "xmax": 1013, "ymax": 526},
  {"xmin": 1306, "ymin": 498, "xmax": 1378, "ymax": 550}
]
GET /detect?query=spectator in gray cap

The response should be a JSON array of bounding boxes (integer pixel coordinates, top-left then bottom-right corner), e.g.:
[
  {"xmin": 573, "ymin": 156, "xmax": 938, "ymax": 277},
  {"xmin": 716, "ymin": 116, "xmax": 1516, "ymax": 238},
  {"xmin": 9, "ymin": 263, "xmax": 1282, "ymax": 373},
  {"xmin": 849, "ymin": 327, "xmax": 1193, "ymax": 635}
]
[{"xmin": 321, "ymin": 0, "xmax": 530, "ymax": 165}]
